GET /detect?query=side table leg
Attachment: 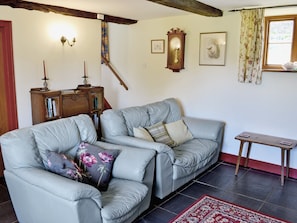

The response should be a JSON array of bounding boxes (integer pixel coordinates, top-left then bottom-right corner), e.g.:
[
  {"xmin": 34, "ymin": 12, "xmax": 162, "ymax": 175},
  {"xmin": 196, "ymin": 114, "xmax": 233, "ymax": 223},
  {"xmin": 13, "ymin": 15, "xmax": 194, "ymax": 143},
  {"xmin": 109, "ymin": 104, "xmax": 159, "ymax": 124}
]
[
  {"xmin": 235, "ymin": 141, "xmax": 245, "ymax": 176},
  {"xmin": 244, "ymin": 142, "xmax": 252, "ymax": 167},
  {"xmin": 281, "ymin": 148, "xmax": 285, "ymax": 186},
  {"xmin": 286, "ymin": 150, "xmax": 290, "ymax": 179}
]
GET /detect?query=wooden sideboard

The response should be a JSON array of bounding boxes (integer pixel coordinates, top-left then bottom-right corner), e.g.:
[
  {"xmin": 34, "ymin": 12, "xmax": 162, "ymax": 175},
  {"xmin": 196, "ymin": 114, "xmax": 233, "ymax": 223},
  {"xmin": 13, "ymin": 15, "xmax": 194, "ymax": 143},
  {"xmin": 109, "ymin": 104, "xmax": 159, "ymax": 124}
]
[{"xmin": 30, "ymin": 86, "xmax": 104, "ymax": 135}]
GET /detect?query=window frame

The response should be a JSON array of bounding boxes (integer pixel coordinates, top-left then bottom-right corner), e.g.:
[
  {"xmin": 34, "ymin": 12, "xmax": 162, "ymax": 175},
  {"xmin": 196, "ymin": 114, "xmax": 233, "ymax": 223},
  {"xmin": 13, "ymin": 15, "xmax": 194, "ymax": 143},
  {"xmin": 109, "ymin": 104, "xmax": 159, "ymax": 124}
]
[{"xmin": 262, "ymin": 14, "xmax": 297, "ymax": 71}]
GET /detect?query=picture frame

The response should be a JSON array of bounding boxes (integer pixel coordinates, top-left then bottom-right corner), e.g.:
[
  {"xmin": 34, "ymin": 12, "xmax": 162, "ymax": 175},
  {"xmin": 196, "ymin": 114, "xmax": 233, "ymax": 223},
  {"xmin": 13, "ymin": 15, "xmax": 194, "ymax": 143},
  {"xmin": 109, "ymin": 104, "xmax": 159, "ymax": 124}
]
[
  {"xmin": 151, "ymin": 39, "xmax": 165, "ymax": 54},
  {"xmin": 199, "ymin": 32, "xmax": 227, "ymax": 66}
]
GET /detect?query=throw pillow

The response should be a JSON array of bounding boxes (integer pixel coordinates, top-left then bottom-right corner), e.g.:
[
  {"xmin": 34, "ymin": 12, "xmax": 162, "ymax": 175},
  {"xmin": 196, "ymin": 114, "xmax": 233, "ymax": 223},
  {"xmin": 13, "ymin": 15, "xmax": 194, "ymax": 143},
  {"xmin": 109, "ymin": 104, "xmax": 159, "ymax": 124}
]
[
  {"xmin": 146, "ymin": 122, "xmax": 176, "ymax": 147},
  {"xmin": 165, "ymin": 119, "xmax": 193, "ymax": 146},
  {"xmin": 133, "ymin": 126, "xmax": 154, "ymax": 142},
  {"xmin": 76, "ymin": 142, "xmax": 120, "ymax": 191},
  {"xmin": 45, "ymin": 150, "xmax": 89, "ymax": 182}
]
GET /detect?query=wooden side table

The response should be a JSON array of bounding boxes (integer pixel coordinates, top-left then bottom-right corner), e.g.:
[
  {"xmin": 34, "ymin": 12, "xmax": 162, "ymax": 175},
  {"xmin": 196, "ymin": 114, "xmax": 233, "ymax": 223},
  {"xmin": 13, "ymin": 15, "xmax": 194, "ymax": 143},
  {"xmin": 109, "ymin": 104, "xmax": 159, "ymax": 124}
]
[{"xmin": 234, "ymin": 132, "xmax": 297, "ymax": 186}]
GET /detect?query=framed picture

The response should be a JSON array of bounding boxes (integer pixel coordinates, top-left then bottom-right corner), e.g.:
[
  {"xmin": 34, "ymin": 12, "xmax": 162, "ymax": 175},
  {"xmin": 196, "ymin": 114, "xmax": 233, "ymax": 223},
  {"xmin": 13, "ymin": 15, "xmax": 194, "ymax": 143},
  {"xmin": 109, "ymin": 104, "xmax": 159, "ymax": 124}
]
[
  {"xmin": 151, "ymin": 39, "xmax": 165, "ymax": 54},
  {"xmin": 199, "ymin": 32, "xmax": 227, "ymax": 66}
]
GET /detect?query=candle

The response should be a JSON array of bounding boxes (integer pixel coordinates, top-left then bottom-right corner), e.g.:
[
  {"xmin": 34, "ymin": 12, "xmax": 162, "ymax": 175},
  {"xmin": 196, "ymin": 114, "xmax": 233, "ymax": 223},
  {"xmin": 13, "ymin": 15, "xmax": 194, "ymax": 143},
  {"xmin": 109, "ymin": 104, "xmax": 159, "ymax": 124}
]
[
  {"xmin": 84, "ymin": 61, "xmax": 86, "ymax": 77},
  {"xmin": 43, "ymin": 60, "xmax": 47, "ymax": 79}
]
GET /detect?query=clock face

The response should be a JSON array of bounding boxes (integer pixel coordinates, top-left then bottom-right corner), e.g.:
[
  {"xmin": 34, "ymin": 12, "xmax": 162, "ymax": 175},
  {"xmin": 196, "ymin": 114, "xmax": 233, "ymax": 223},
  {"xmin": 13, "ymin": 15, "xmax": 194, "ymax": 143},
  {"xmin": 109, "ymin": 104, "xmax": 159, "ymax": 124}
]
[{"xmin": 170, "ymin": 36, "xmax": 181, "ymax": 50}]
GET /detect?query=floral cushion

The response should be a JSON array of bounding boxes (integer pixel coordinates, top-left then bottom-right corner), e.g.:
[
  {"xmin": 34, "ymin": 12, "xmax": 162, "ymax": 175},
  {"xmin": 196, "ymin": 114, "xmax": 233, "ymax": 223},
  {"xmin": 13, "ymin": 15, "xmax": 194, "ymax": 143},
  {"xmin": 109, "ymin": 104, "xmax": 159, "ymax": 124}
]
[
  {"xmin": 45, "ymin": 150, "xmax": 89, "ymax": 182},
  {"xmin": 76, "ymin": 142, "xmax": 120, "ymax": 191}
]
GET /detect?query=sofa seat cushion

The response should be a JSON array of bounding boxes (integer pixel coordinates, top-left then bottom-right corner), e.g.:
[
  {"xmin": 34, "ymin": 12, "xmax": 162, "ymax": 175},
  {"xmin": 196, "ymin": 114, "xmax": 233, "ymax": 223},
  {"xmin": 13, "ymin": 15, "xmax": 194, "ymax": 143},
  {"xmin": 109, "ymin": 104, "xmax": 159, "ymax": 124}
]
[
  {"xmin": 101, "ymin": 178, "xmax": 148, "ymax": 223},
  {"xmin": 172, "ymin": 139, "xmax": 218, "ymax": 179}
]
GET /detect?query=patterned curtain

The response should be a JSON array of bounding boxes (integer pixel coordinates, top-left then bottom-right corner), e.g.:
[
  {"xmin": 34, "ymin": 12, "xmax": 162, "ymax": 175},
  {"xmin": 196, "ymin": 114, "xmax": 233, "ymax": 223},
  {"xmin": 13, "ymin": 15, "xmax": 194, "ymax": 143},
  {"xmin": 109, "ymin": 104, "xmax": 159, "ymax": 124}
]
[
  {"xmin": 101, "ymin": 21, "xmax": 110, "ymax": 64},
  {"xmin": 238, "ymin": 9, "xmax": 264, "ymax": 84}
]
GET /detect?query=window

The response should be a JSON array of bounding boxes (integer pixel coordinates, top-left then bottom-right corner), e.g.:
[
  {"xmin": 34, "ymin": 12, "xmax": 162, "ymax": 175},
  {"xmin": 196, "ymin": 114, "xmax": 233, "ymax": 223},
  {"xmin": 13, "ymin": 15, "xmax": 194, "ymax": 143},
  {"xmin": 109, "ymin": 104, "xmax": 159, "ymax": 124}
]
[{"xmin": 263, "ymin": 15, "xmax": 297, "ymax": 70}]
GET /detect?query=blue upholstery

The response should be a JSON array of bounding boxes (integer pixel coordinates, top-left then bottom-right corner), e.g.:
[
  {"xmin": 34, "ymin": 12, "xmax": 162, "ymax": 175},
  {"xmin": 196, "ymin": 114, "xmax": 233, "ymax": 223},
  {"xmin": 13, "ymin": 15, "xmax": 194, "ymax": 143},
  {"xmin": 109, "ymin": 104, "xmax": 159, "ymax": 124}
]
[
  {"xmin": 100, "ymin": 98, "xmax": 225, "ymax": 199},
  {"xmin": 0, "ymin": 114, "xmax": 155, "ymax": 223}
]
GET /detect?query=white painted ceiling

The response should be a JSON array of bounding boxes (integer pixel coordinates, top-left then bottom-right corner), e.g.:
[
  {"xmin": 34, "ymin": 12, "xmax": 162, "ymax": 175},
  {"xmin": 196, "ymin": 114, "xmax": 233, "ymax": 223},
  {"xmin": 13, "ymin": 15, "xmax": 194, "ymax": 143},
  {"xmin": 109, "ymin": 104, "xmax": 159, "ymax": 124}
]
[{"xmin": 27, "ymin": 0, "xmax": 297, "ymax": 20}]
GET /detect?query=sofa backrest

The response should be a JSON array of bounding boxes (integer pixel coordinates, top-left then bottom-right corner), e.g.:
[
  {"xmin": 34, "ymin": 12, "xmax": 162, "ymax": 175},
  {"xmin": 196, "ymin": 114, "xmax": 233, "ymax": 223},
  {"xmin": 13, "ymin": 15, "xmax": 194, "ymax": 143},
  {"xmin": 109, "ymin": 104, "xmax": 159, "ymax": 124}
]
[
  {"xmin": 0, "ymin": 114, "xmax": 97, "ymax": 171},
  {"xmin": 101, "ymin": 98, "xmax": 182, "ymax": 138}
]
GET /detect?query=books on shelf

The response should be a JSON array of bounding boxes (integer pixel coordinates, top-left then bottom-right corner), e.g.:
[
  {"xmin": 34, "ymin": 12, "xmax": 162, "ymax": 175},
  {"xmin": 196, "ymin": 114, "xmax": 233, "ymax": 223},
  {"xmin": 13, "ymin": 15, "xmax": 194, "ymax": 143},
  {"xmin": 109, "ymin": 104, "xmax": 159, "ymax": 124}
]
[
  {"xmin": 93, "ymin": 96, "xmax": 98, "ymax": 109},
  {"xmin": 45, "ymin": 97, "xmax": 58, "ymax": 118},
  {"xmin": 52, "ymin": 99, "xmax": 57, "ymax": 117}
]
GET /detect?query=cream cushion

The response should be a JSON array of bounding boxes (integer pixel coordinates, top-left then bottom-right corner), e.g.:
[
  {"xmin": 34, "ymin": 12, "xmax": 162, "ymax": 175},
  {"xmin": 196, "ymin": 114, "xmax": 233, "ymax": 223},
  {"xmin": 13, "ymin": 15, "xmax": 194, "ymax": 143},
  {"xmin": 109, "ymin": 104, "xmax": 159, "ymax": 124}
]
[
  {"xmin": 165, "ymin": 119, "xmax": 193, "ymax": 146},
  {"xmin": 133, "ymin": 127, "xmax": 154, "ymax": 142}
]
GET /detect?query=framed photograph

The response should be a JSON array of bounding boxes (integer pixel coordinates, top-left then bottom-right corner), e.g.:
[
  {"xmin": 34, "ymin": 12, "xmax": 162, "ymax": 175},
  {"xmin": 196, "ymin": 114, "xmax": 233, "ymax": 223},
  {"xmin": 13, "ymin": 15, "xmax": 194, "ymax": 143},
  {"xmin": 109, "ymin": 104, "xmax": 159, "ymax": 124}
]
[
  {"xmin": 199, "ymin": 32, "xmax": 227, "ymax": 66},
  {"xmin": 151, "ymin": 39, "xmax": 165, "ymax": 54}
]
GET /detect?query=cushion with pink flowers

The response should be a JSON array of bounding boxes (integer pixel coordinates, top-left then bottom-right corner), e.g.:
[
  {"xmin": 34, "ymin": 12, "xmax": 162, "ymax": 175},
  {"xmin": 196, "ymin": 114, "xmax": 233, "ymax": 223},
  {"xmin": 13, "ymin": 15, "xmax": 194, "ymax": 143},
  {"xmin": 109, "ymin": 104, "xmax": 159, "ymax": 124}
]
[
  {"xmin": 45, "ymin": 150, "xmax": 90, "ymax": 183},
  {"xmin": 76, "ymin": 142, "xmax": 120, "ymax": 191}
]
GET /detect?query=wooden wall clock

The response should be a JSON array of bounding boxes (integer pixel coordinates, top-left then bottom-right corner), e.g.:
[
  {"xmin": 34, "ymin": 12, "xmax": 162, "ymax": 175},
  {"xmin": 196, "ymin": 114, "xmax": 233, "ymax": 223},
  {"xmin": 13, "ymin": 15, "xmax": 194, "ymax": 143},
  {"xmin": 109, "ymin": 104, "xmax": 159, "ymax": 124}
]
[{"xmin": 166, "ymin": 28, "xmax": 186, "ymax": 72}]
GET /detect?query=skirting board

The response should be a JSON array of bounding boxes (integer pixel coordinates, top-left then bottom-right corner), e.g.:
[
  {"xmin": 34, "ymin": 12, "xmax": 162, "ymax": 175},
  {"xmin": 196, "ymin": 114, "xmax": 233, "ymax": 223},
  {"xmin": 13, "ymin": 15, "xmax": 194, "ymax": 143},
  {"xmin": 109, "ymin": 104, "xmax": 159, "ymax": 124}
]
[{"xmin": 219, "ymin": 152, "xmax": 297, "ymax": 179}]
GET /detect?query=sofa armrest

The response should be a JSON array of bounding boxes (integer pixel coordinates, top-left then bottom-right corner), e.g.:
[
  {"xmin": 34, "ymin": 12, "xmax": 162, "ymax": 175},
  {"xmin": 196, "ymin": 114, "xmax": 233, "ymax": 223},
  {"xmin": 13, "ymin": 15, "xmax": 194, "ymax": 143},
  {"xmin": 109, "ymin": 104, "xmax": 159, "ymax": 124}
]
[
  {"xmin": 101, "ymin": 135, "xmax": 175, "ymax": 162},
  {"xmin": 11, "ymin": 167, "xmax": 102, "ymax": 208},
  {"xmin": 183, "ymin": 117, "xmax": 225, "ymax": 142},
  {"xmin": 94, "ymin": 141, "xmax": 156, "ymax": 182}
]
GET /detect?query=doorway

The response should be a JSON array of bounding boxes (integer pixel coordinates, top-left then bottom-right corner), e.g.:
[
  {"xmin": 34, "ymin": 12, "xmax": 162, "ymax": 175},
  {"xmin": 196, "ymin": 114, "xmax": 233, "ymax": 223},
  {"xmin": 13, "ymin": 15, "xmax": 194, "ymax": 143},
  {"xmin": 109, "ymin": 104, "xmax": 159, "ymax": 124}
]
[{"xmin": 0, "ymin": 20, "xmax": 18, "ymax": 176}]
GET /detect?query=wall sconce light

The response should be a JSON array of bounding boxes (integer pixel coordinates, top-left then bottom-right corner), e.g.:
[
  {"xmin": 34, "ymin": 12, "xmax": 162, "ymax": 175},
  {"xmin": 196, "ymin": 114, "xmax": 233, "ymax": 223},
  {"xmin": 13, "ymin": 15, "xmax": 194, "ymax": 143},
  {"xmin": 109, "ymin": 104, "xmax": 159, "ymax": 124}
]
[
  {"xmin": 166, "ymin": 28, "xmax": 186, "ymax": 72},
  {"xmin": 60, "ymin": 36, "xmax": 76, "ymax": 47}
]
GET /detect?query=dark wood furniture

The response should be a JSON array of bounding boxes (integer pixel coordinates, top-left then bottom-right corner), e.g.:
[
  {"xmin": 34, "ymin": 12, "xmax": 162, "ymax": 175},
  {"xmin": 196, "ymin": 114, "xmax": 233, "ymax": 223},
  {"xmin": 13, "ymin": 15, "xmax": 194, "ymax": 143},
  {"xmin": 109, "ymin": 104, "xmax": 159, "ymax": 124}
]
[
  {"xmin": 235, "ymin": 131, "xmax": 297, "ymax": 186},
  {"xmin": 30, "ymin": 86, "xmax": 104, "ymax": 134}
]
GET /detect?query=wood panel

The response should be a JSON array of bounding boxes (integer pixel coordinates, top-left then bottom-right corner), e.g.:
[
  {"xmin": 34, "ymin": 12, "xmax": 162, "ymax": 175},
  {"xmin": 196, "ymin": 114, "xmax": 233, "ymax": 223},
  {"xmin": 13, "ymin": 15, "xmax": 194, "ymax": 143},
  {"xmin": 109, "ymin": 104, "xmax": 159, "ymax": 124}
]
[
  {"xmin": 0, "ymin": 1, "xmax": 137, "ymax": 25},
  {"xmin": 0, "ymin": 21, "xmax": 18, "ymax": 177},
  {"xmin": 147, "ymin": 0, "xmax": 222, "ymax": 17},
  {"xmin": 62, "ymin": 91, "xmax": 89, "ymax": 117}
]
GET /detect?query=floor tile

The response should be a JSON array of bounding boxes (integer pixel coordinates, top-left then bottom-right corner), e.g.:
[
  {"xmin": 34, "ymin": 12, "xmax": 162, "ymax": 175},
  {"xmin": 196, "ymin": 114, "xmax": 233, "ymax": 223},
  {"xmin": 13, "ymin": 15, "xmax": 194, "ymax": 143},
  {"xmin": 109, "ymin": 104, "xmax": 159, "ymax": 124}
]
[
  {"xmin": 160, "ymin": 194, "xmax": 195, "ymax": 214},
  {"xmin": 0, "ymin": 201, "xmax": 17, "ymax": 223},
  {"xmin": 266, "ymin": 179, "xmax": 297, "ymax": 208},
  {"xmin": 260, "ymin": 202, "xmax": 297, "ymax": 223},
  {"xmin": 134, "ymin": 207, "xmax": 176, "ymax": 223},
  {"xmin": 0, "ymin": 185, "xmax": 10, "ymax": 203}
]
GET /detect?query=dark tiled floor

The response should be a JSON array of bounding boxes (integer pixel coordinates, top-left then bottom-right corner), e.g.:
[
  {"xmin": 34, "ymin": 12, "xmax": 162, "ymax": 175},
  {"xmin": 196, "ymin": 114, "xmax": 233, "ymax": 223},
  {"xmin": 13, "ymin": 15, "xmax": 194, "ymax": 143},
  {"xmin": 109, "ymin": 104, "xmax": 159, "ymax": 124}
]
[
  {"xmin": 134, "ymin": 162, "xmax": 297, "ymax": 223},
  {"xmin": 1, "ymin": 162, "xmax": 297, "ymax": 223}
]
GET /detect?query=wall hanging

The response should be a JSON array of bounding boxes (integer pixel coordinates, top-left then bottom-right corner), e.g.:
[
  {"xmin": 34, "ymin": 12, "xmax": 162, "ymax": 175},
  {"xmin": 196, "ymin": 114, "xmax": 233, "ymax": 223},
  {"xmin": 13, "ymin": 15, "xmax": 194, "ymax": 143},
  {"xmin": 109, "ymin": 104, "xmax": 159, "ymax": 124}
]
[
  {"xmin": 166, "ymin": 28, "xmax": 186, "ymax": 72},
  {"xmin": 199, "ymin": 32, "xmax": 227, "ymax": 66},
  {"xmin": 151, "ymin": 39, "xmax": 165, "ymax": 54}
]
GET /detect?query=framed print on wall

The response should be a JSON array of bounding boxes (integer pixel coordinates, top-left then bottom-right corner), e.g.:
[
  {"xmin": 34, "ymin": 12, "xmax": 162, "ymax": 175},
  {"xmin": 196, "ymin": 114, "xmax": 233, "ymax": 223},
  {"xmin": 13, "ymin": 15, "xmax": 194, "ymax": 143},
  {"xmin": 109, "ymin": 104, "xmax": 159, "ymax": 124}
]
[
  {"xmin": 151, "ymin": 39, "xmax": 165, "ymax": 54},
  {"xmin": 199, "ymin": 32, "xmax": 227, "ymax": 66}
]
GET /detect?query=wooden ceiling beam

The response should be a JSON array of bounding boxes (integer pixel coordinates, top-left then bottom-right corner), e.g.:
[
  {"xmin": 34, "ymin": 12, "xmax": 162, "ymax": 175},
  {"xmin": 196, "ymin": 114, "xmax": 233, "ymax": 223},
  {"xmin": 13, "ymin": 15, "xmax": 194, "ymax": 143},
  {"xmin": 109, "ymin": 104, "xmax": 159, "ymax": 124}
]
[
  {"xmin": 0, "ymin": 0, "xmax": 137, "ymax": 25},
  {"xmin": 147, "ymin": 0, "xmax": 222, "ymax": 17}
]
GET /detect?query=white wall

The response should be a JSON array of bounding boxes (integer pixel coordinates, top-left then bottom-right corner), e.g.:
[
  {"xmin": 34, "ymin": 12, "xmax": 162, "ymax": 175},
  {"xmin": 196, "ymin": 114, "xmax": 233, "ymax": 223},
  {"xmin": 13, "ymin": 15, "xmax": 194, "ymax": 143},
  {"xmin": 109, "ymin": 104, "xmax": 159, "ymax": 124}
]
[
  {"xmin": 2, "ymin": 5, "xmax": 297, "ymax": 169},
  {"xmin": 102, "ymin": 9, "xmax": 297, "ymax": 169},
  {"xmin": 0, "ymin": 6, "xmax": 102, "ymax": 128}
]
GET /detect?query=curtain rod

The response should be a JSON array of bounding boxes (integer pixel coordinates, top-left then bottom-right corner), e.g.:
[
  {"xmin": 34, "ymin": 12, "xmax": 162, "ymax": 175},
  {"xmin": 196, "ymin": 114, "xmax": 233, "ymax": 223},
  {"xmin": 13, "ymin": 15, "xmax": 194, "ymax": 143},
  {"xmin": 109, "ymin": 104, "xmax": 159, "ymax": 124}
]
[{"xmin": 229, "ymin": 4, "xmax": 297, "ymax": 12}]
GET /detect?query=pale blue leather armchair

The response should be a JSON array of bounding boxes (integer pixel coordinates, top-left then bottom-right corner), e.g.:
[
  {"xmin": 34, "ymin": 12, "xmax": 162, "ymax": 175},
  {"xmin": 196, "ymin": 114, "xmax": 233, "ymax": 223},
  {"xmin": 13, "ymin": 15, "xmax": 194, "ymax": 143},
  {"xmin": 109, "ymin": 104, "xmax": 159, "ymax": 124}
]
[
  {"xmin": 0, "ymin": 114, "xmax": 155, "ymax": 223},
  {"xmin": 100, "ymin": 98, "xmax": 225, "ymax": 199}
]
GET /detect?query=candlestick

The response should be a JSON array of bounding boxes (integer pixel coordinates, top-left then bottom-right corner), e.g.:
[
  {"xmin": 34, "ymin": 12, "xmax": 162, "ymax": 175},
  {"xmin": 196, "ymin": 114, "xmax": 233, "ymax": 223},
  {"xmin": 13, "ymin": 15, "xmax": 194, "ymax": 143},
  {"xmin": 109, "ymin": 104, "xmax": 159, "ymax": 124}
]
[
  {"xmin": 41, "ymin": 60, "xmax": 49, "ymax": 91},
  {"xmin": 83, "ymin": 61, "xmax": 86, "ymax": 77},
  {"xmin": 43, "ymin": 60, "xmax": 47, "ymax": 79}
]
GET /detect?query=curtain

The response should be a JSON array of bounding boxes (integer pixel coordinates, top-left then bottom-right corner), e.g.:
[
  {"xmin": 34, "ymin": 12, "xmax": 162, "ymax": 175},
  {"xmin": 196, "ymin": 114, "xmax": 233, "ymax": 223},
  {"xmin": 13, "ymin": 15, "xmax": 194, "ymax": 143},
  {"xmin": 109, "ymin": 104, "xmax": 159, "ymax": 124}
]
[
  {"xmin": 101, "ymin": 21, "xmax": 110, "ymax": 64},
  {"xmin": 238, "ymin": 9, "xmax": 264, "ymax": 84}
]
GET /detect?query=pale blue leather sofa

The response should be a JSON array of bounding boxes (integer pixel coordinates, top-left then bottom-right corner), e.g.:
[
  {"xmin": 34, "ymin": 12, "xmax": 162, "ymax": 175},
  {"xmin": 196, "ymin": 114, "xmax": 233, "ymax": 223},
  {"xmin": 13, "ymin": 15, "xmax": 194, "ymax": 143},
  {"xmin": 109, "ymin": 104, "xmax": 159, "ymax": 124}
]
[
  {"xmin": 0, "ymin": 114, "xmax": 155, "ymax": 223},
  {"xmin": 100, "ymin": 98, "xmax": 225, "ymax": 199}
]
